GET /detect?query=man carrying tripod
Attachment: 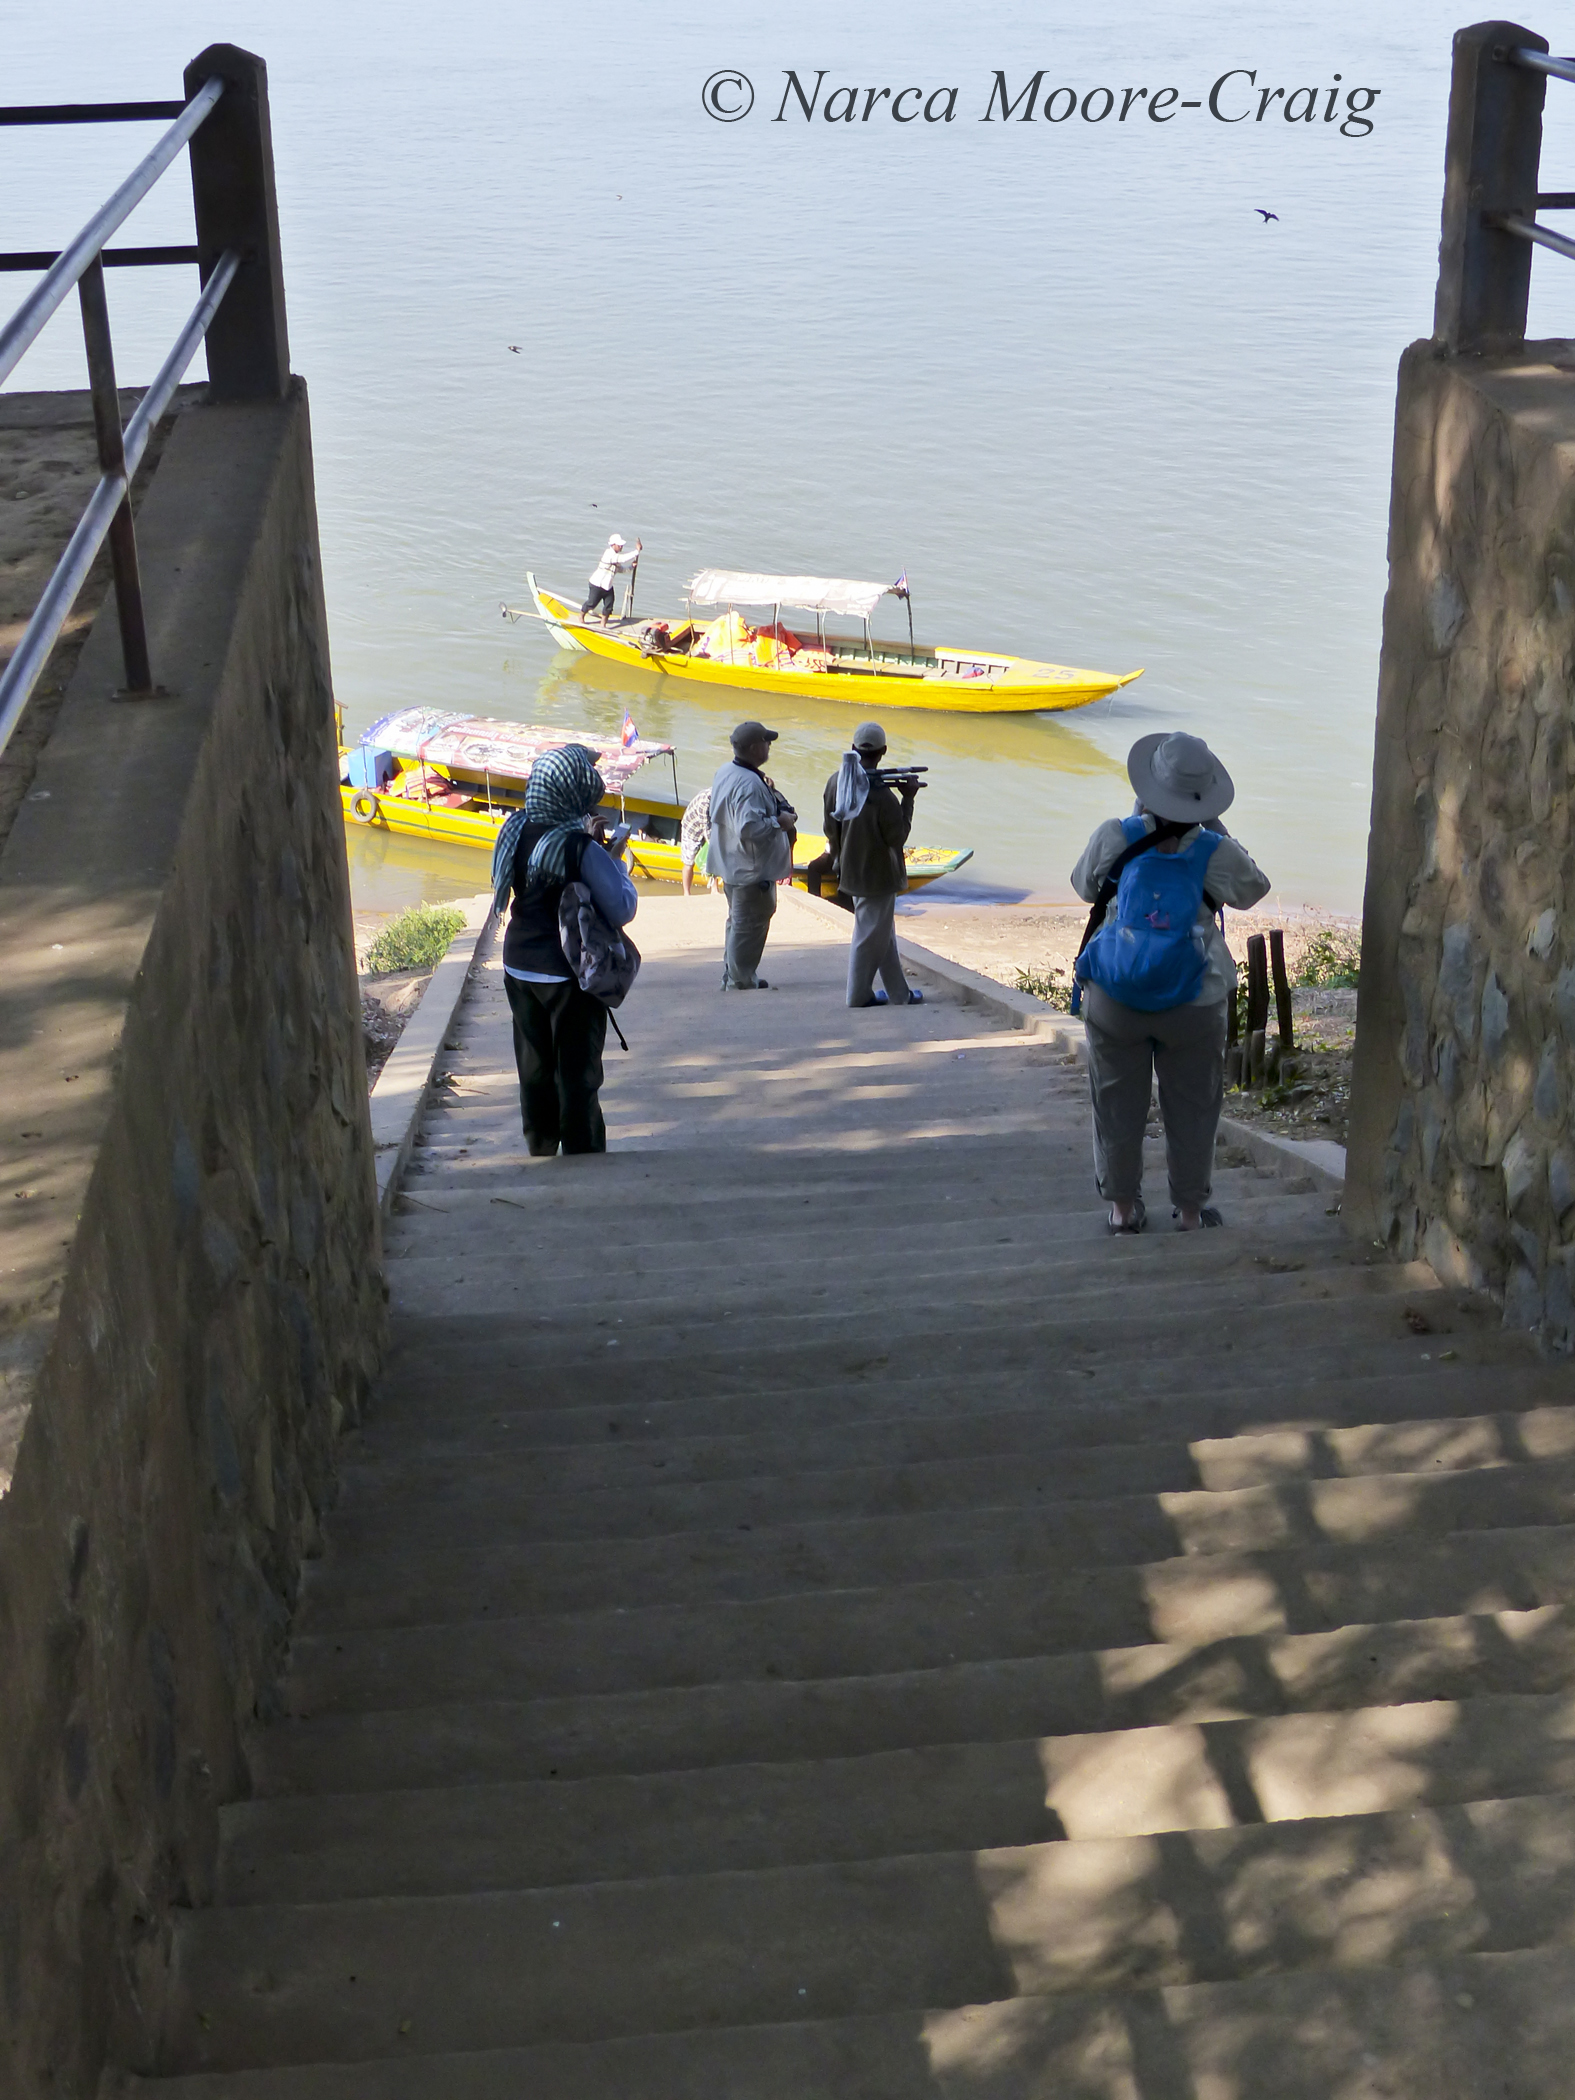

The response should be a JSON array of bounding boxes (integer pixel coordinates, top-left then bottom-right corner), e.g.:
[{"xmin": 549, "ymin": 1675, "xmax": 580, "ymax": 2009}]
[{"xmin": 823, "ymin": 721, "xmax": 926, "ymax": 1009}]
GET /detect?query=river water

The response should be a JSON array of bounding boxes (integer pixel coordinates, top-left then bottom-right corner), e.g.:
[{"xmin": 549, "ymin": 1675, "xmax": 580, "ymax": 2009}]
[{"xmin": 8, "ymin": 3, "xmax": 1575, "ymax": 912}]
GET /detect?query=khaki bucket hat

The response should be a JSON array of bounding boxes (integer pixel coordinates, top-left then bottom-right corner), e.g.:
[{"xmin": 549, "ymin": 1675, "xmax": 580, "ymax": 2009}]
[{"xmin": 1126, "ymin": 732, "xmax": 1234, "ymax": 823}]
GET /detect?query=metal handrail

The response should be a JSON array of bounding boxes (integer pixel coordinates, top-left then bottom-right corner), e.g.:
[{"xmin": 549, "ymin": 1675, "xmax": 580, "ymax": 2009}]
[
  {"xmin": 0, "ymin": 250, "xmax": 240, "ymax": 753},
  {"xmin": 0, "ymin": 64, "xmax": 253, "ymax": 755},
  {"xmin": 1508, "ymin": 47, "xmax": 1575, "ymax": 86},
  {"xmin": 0, "ymin": 101, "xmax": 189, "ymax": 126},
  {"xmin": 0, "ymin": 76, "xmax": 222, "ymax": 388},
  {"xmin": 1488, "ymin": 211, "xmax": 1575, "ymax": 265},
  {"xmin": 1482, "ymin": 48, "xmax": 1575, "ymax": 275}
]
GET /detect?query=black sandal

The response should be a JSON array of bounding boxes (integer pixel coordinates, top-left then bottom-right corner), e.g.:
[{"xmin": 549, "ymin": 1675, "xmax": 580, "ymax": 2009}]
[
  {"xmin": 1173, "ymin": 1207, "xmax": 1224, "ymax": 1230},
  {"xmin": 1107, "ymin": 1199, "xmax": 1146, "ymax": 1236}
]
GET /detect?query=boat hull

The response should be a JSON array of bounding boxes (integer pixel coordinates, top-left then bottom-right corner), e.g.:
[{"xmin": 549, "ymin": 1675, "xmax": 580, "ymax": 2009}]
[
  {"xmin": 339, "ymin": 775, "xmax": 971, "ymax": 891},
  {"xmin": 528, "ymin": 579, "xmax": 1138, "ymax": 716}
]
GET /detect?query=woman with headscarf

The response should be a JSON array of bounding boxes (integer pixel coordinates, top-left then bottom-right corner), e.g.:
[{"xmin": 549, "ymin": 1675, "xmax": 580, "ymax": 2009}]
[{"xmin": 490, "ymin": 744, "xmax": 638, "ymax": 1156}]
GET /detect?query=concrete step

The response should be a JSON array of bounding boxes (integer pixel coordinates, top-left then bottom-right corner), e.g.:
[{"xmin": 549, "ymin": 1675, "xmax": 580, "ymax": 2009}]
[
  {"xmin": 297, "ymin": 1454, "xmax": 1575, "ymax": 1630},
  {"xmin": 118, "ymin": 1942, "xmax": 1575, "ymax": 2099},
  {"xmin": 381, "ymin": 1173, "xmax": 1330, "ymax": 1259},
  {"xmin": 285, "ymin": 1523, "xmax": 1575, "ymax": 1712},
  {"xmin": 382, "ymin": 1215, "xmax": 1361, "ymax": 1327},
  {"xmin": 252, "ymin": 1602, "xmax": 1575, "ymax": 1797},
  {"xmin": 394, "ymin": 1142, "xmax": 1297, "ymax": 1204},
  {"xmin": 322, "ymin": 1410, "xmax": 1575, "ymax": 1549},
  {"xmin": 391, "ymin": 1180, "xmax": 1329, "ymax": 1255},
  {"xmin": 371, "ymin": 1275, "xmax": 1458, "ymax": 1390},
  {"xmin": 360, "ymin": 1351, "xmax": 1559, "ymax": 1466},
  {"xmin": 153, "ymin": 1791, "xmax": 1575, "ymax": 2069},
  {"xmin": 222, "ymin": 1689, "xmax": 1575, "ymax": 1904},
  {"xmin": 334, "ymin": 1398, "xmax": 1575, "ymax": 1506}
]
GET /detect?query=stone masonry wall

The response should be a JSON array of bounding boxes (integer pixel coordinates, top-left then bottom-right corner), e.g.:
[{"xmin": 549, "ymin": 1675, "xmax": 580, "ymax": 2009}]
[
  {"xmin": 1347, "ymin": 338, "xmax": 1575, "ymax": 1345},
  {"xmin": 0, "ymin": 384, "xmax": 384, "ymax": 2095}
]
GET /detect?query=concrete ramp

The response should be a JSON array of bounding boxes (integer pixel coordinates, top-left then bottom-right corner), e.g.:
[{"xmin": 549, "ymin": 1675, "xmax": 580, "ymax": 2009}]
[{"xmin": 125, "ymin": 895, "xmax": 1575, "ymax": 2098}]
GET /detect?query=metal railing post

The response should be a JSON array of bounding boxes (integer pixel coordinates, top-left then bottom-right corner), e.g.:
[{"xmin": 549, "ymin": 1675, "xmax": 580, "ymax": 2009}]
[
  {"xmin": 76, "ymin": 256, "xmax": 152, "ymax": 692},
  {"xmin": 182, "ymin": 43, "xmax": 289, "ymax": 399},
  {"xmin": 1434, "ymin": 20, "xmax": 1549, "ymax": 353}
]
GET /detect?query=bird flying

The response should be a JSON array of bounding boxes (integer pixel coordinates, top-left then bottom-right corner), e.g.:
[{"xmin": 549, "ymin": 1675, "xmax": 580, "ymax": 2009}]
[
  {"xmin": 507, "ymin": 344, "xmax": 521, "ymax": 352},
  {"xmin": 1255, "ymin": 209, "xmax": 1279, "ymax": 222}
]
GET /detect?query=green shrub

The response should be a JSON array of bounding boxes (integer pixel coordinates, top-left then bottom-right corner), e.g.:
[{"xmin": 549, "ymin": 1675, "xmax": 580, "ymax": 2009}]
[
  {"xmin": 365, "ymin": 902, "xmax": 466, "ymax": 974},
  {"xmin": 1015, "ymin": 962, "xmax": 1075, "ymax": 1012},
  {"xmin": 1296, "ymin": 928, "xmax": 1361, "ymax": 989}
]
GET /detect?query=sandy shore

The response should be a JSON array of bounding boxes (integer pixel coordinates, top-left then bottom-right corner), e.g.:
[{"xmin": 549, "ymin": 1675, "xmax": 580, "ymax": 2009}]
[{"xmin": 893, "ymin": 895, "xmax": 1359, "ymax": 995}]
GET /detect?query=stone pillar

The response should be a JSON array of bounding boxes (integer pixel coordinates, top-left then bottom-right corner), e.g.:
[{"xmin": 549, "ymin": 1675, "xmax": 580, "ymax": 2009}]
[{"xmin": 1347, "ymin": 341, "xmax": 1575, "ymax": 1345}]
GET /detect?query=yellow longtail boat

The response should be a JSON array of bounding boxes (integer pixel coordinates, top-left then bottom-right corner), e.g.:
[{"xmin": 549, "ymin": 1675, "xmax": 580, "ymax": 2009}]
[
  {"xmin": 513, "ymin": 569, "xmax": 1141, "ymax": 716},
  {"xmin": 337, "ymin": 708, "xmax": 973, "ymax": 891}
]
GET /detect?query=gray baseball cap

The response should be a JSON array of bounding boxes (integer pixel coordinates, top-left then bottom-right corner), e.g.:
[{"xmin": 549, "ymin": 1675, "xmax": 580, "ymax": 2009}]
[
  {"xmin": 851, "ymin": 721, "xmax": 887, "ymax": 750},
  {"xmin": 730, "ymin": 719, "xmax": 779, "ymax": 748}
]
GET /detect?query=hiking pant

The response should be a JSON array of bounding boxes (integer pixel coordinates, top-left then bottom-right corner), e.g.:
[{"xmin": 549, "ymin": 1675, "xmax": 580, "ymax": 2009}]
[
  {"xmin": 722, "ymin": 880, "xmax": 776, "ymax": 987},
  {"xmin": 504, "ymin": 975, "xmax": 608, "ymax": 1155},
  {"xmin": 1082, "ymin": 984, "xmax": 1226, "ymax": 1210},
  {"xmin": 846, "ymin": 893, "xmax": 911, "ymax": 1007}
]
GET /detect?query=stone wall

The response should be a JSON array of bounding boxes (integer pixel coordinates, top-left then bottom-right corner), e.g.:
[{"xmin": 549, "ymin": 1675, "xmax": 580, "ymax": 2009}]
[
  {"xmin": 1347, "ymin": 339, "xmax": 1575, "ymax": 1346},
  {"xmin": 0, "ymin": 383, "xmax": 384, "ymax": 2095}
]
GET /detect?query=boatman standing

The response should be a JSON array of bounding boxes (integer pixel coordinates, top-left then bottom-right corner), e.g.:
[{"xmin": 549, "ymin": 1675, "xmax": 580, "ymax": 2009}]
[
  {"xmin": 708, "ymin": 720, "xmax": 796, "ymax": 988},
  {"xmin": 581, "ymin": 534, "xmax": 641, "ymax": 624},
  {"xmin": 823, "ymin": 721, "xmax": 925, "ymax": 1008}
]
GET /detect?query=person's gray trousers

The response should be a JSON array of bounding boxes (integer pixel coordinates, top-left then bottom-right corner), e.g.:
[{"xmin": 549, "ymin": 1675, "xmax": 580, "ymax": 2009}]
[
  {"xmin": 1081, "ymin": 983, "xmax": 1227, "ymax": 1210},
  {"xmin": 846, "ymin": 893, "xmax": 911, "ymax": 1006},
  {"xmin": 722, "ymin": 879, "xmax": 776, "ymax": 987}
]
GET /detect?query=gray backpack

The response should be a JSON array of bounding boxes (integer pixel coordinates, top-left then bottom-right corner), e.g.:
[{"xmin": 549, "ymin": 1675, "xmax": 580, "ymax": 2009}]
[{"xmin": 558, "ymin": 881, "xmax": 641, "ymax": 1022}]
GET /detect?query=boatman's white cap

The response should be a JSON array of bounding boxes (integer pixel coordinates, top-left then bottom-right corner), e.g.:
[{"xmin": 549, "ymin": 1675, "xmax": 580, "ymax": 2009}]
[{"xmin": 609, "ymin": 534, "xmax": 626, "ymax": 547}]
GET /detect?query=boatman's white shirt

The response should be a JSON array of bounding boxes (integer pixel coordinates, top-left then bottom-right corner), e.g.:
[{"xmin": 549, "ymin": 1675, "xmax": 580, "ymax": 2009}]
[
  {"xmin": 708, "ymin": 759, "xmax": 794, "ymax": 884},
  {"xmin": 590, "ymin": 543, "xmax": 639, "ymax": 588}
]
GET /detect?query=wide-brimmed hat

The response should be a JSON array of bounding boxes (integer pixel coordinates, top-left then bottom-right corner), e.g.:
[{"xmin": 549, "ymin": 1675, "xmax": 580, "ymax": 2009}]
[
  {"xmin": 851, "ymin": 721, "xmax": 887, "ymax": 751},
  {"xmin": 730, "ymin": 719, "xmax": 779, "ymax": 748},
  {"xmin": 1126, "ymin": 732, "xmax": 1234, "ymax": 823}
]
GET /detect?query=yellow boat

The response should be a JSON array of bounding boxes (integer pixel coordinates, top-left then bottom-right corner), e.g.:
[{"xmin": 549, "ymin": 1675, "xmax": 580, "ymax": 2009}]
[
  {"xmin": 515, "ymin": 569, "xmax": 1141, "ymax": 716},
  {"xmin": 337, "ymin": 707, "xmax": 973, "ymax": 891}
]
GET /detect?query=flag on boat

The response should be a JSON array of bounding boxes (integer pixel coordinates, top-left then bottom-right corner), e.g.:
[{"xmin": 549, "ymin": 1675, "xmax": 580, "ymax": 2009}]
[
  {"xmin": 891, "ymin": 571, "xmax": 909, "ymax": 599},
  {"xmin": 621, "ymin": 712, "xmax": 638, "ymax": 751}
]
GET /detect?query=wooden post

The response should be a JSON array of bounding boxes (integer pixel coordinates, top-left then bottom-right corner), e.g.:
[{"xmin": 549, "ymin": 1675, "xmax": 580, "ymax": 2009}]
[
  {"xmin": 1433, "ymin": 21, "xmax": 1548, "ymax": 354},
  {"xmin": 1269, "ymin": 927, "xmax": 1295, "ymax": 1051},
  {"xmin": 1246, "ymin": 932, "xmax": 1269, "ymax": 1025},
  {"xmin": 1243, "ymin": 935, "xmax": 1269, "ymax": 1089},
  {"xmin": 184, "ymin": 43, "xmax": 290, "ymax": 399}
]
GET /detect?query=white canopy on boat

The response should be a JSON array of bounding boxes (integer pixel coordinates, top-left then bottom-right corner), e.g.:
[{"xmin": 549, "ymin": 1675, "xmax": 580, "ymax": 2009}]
[{"xmin": 686, "ymin": 570, "xmax": 897, "ymax": 618}]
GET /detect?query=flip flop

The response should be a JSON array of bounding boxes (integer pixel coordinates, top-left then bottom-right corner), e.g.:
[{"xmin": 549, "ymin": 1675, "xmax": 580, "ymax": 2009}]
[
  {"xmin": 1173, "ymin": 1207, "xmax": 1224, "ymax": 1230},
  {"xmin": 1107, "ymin": 1199, "xmax": 1146, "ymax": 1236}
]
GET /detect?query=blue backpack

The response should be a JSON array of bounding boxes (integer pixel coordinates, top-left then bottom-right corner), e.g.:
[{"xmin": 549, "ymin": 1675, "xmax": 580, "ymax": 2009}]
[{"xmin": 1072, "ymin": 818, "xmax": 1224, "ymax": 1014}]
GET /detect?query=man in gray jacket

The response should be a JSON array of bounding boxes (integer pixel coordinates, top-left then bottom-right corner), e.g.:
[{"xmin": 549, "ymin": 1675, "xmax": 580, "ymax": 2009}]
[
  {"xmin": 708, "ymin": 721, "xmax": 797, "ymax": 989},
  {"xmin": 823, "ymin": 722, "xmax": 925, "ymax": 1008}
]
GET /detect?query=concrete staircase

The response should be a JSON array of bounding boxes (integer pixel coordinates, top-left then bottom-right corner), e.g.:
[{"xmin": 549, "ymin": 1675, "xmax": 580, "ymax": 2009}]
[{"xmin": 127, "ymin": 895, "xmax": 1575, "ymax": 2097}]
